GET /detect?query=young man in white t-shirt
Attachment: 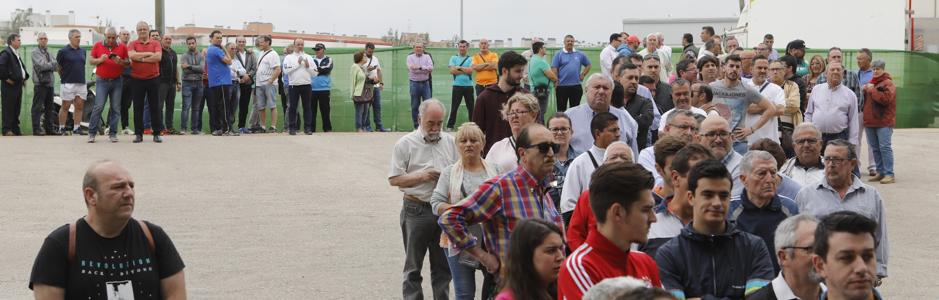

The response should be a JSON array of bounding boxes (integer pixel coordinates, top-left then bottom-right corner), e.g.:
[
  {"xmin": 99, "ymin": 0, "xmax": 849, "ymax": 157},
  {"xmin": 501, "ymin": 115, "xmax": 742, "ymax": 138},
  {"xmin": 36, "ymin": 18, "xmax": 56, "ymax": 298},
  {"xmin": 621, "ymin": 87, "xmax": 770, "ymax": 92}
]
[
  {"xmin": 254, "ymin": 35, "xmax": 281, "ymax": 132},
  {"xmin": 364, "ymin": 43, "xmax": 388, "ymax": 132},
  {"xmin": 744, "ymin": 55, "xmax": 785, "ymax": 146}
]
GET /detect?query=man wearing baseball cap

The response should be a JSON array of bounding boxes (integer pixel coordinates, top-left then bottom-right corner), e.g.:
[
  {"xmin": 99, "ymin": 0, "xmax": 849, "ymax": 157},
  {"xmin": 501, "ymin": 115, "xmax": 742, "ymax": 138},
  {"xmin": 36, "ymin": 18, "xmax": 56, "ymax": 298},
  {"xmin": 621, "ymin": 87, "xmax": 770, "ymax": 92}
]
[
  {"xmin": 785, "ymin": 40, "xmax": 808, "ymax": 77},
  {"xmin": 618, "ymin": 34, "xmax": 641, "ymax": 57},
  {"xmin": 311, "ymin": 43, "xmax": 333, "ymax": 132}
]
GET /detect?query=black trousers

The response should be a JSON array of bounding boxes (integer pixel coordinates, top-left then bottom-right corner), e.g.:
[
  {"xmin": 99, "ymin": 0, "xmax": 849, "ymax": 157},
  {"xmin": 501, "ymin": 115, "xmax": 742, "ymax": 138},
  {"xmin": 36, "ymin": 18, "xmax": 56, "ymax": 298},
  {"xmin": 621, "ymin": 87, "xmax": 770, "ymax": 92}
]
[
  {"xmin": 448, "ymin": 86, "xmax": 475, "ymax": 129},
  {"xmin": 207, "ymin": 85, "xmax": 231, "ymax": 132},
  {"xmin": 159, "ymin": 81, "xmax": 176, "ymax": 130},
  {"xmin": 474, "ymin": 84, "xmax": 492, "ymax": 97},
  {"xmin": 238, "ymin": 83, "xmax": 252, "ymax": 128},
  {"xmin": 1, "ymin": 81, "xmax": 24, "ymax": 135},
  {"xmin": 31, "ymin": 84, "xmax": 56, "ymax": 133},
  {"xmin": 132, "ymin": 78, "xmax": 162, "ymax": 136},
  {"xmin": 120, "ymin": 75, "xmax": 133, "ymax": 129},
  {"xmin": 311, "ymin": 90, "xmax": 332, "ymax": 132},
  {"xmin": 555, "ymin": 85, "xmax": 583, "ymax": 112},
  {"xmin": 288, "ymin": 84, "xmax": 313, "ymax": 132}
]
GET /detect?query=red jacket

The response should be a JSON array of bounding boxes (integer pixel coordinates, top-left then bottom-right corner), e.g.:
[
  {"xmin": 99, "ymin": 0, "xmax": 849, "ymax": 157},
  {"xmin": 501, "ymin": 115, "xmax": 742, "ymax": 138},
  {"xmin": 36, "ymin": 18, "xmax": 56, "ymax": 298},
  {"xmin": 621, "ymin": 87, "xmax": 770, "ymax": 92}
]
[
  {"xmin": 558, "ymin": 229, "xmax": 663, "ymax": 300},
  {"xmin": 863, "ymin": 73, "xmax": 896, "ymax": 127},
  {"xmin": 566, "ymin": 190, "xmax": 594, "ymax": 250}
]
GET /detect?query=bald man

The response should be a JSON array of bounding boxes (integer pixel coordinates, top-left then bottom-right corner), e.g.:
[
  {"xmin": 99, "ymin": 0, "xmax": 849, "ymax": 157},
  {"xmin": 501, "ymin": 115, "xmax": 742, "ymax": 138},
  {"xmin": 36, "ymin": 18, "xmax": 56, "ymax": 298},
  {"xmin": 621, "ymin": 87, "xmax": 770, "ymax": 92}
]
[
  {"xmin": 29, "ymin": 160, "xmax": 187, "ymax": 299},
  {"xmin": 696, "ymin": 114, "xmax": 745, "ymax": 196}
]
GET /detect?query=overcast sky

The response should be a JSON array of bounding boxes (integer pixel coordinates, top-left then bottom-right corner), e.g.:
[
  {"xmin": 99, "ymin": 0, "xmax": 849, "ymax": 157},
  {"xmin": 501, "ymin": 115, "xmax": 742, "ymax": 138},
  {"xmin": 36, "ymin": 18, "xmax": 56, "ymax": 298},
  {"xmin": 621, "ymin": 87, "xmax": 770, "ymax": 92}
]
[{"xmin": 5, "ymin": 0, "xmax": 738, "ymax": 44}]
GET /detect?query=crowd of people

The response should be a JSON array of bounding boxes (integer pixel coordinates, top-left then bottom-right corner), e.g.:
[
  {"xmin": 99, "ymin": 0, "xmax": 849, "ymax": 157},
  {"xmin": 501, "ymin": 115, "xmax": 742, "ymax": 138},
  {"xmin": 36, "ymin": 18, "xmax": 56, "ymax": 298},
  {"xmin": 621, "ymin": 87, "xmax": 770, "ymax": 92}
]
[
  {"xmin": 388, "ymin": 28, "xmax": 894, "ymax": 300},
  {"xmin": 10, "ymin": 22, "xmax": 899, "ymax": 299}
]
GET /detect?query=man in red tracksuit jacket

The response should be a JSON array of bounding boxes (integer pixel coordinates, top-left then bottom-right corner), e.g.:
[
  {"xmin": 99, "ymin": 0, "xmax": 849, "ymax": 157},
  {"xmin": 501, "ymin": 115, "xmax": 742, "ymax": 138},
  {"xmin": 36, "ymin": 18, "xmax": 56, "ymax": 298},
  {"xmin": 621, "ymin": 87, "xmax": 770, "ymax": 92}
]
[{"xmin": 557, "ymin": 163, "xmax": 662, "ymax": 300}]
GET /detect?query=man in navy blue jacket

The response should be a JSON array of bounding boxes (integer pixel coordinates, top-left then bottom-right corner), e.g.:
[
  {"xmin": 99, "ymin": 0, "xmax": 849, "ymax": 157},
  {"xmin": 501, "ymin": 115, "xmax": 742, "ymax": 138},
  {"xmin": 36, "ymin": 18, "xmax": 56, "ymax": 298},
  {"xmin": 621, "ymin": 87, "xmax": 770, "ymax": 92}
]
[{"xmin": 655, "ymin": 159, "xmax": 774, "ymax": 299}]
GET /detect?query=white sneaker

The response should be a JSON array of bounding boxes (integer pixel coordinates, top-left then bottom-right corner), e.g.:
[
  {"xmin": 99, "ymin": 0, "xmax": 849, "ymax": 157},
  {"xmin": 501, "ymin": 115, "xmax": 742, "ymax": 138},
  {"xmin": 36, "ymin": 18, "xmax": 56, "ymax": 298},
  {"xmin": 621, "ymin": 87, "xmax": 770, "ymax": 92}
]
[{"xmin": 122, "ymin": 128, "xmax": 132, "ymax": 135}]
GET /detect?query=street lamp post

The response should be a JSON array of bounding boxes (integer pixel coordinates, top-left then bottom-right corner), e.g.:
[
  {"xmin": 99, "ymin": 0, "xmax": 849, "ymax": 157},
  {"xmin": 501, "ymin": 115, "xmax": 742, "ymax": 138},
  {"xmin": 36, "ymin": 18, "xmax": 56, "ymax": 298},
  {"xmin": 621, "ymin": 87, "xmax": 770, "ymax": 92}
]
[{"xmin": 460, "ymin": 0, "xmax": 464, "ymax": 40}]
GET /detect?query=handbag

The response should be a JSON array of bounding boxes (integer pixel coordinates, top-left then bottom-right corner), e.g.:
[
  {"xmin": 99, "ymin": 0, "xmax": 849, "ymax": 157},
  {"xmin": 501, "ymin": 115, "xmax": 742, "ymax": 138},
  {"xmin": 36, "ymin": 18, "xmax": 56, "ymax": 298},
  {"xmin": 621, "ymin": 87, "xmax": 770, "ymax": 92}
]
[
  {"xmin": 353, "ymin": 66, "xmax": 374, "ymax": 103},
  {"xmin": 456, "ymin": 184, "xmax": 486, "ymax": 270}
]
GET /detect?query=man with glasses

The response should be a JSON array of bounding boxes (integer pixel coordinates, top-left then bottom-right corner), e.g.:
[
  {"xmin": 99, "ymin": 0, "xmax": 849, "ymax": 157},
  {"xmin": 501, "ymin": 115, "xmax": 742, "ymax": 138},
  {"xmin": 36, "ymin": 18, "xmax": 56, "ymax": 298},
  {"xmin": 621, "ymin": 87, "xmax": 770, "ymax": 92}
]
[
  {"xmin": 127, "ymin": 22, "xmax": 164, "ymax": 143},
  {"xmin": 728, "ymin": 150, "xmax": 800, "ymax": 271},
  {"xmin": 30, "ymin": 32, "xmax": 57, "ymax": 136},
  {"xmin": 769, "ymin": 60, "xmax": 802, "ymax": 156},
  {"xmin": 439, "ymin": 123, "xmax": 564, "ymax": 299},
  {"xmin": 747, "ymin": 214, "xmax": 824, "ymax": 300},
  {"xmin": 560, "ymin": 112, "xmax": 621, "ymax": 225},
  {"xmin": 696, "ymin": 115, "xmax": 745, "ymax": 197},
  {"xmin": 88, "ymin": 27, "xmax": 129, "ymax": 142},
  {"xmin": 781, "ymin": 123, "xmax": 825, "ymax": 186},
  {"xmin": 795, "ymin": 139, "xmax": 889, "ymax": 282},
  {"xmin": 641, "ymin": 109, "xmax": 700, "ymax": 187}
]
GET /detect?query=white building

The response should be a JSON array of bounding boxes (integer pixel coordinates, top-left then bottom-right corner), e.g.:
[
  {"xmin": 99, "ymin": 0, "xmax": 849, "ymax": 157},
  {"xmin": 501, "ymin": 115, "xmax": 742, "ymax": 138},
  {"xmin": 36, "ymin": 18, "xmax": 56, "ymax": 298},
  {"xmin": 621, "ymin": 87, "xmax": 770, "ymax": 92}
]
[
  {"xmin": 621, "ymin": 0, "xmax": 740, "ymax": 47},
  {"xmin": 19, "ymin": 26, "xmax": 102, "ymax": 46}
]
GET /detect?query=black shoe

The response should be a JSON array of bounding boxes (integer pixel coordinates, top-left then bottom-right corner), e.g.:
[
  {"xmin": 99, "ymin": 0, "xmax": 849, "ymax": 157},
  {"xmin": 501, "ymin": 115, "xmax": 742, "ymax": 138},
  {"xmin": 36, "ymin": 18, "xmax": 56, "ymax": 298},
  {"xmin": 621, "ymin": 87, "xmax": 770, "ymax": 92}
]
[
  {"xmin": 211, "ymin": 130, "xmax": 222, "ymax": 136},
  {"xmin": 304, "ymin": 131, "xmax": 312, "ymax": 135},
  {"xmin": 153, "ymin": 135, "xmax": 163, "ymax": 143},
  {"xmin": 75, "ymin": 127, "xmax": 88, "ymax": 135},
  {"xmin": 34, "ymin": 130, "xmax": 45, "ymax": 136},
  {"xmin": 133, "ymin": 135, "xmax": 143, "ymax": 143},
  {"xmin": 289, "ymin": 130, "xmax": 297, "ymax": 136}
]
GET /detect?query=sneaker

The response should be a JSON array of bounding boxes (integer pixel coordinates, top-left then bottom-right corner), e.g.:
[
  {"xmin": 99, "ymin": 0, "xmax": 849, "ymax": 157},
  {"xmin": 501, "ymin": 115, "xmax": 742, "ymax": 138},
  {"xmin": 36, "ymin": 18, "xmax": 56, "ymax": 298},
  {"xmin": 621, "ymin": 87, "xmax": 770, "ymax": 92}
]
[
  {"xmin": 143, "ymin": 128, "xmax": 153, "ymax": 135},
  {"xmin": 304, "ymin": 131, "xmax": 312, "ymax": 135},
  {"xmin": 289, "ymin": 130, "xmax": 297, "ymax": 136},
  {"xmin": 867, "ymin": 174, "xmax": 884, "ymax": 182},
  {"xmin": 868, "ymin": 169, "xmax": 877, "ymax": 177},
  {"xmin": 133, "ymin": 135, "xmax": 143, "ymax": 143},
  {"xmin": 879, "ymin": 176, "xmax": 895, "ymax": 184},
  {"xmin": 109, "ymin": 135, "xmax": 119, "ymax": 143},
  {"xmin": 377, "ymin": 127, "xmax": 390, "ymax": 132},
  {"xmin": 122, "ymin": 128, "xmax": 133, "ymax": 135},
  {"xmin": 229, "ymin": 131, "xmax": 240, "ymax": 136},
  {"xmin": 87, "ymin": 134, "xmax": 95, "ymax": 143},
  {"xmin": 59, "ymin": 128, "xmax": 71, "ymax": 136},
  {"xmin": 211, "ymin": 130, "xmax": 222, "ymax": 136},
  {"xmin": 75, "ymin": 127, "xmax": 88, "ymax": 136},
  {"xmin": 153, "ymin": 135, "xmax": 163, "ymax": 143},
  {"xmin": 160, "ymin": 129, "xmax": 168, "ymax": 136},
  {"xmin": 270, "ymin": 126, "xmax": 277, "ymax": 133},
  {"xmin": 191, "ymin": 130, "xmax": 201, "ymax": 135},
  {"xmin": 33, "ymin": 130, "xmax": 45, "ymax": 136},
  {"xmin": 239, "ymin": 127, "xmax": 250, "ymax": 134}
]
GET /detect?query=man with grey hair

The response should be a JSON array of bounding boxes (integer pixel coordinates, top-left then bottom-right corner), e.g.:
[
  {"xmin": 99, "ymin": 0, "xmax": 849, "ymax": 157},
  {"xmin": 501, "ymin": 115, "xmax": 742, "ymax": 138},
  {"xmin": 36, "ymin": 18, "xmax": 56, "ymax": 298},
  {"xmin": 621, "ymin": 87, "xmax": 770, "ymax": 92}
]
[
  {"xmin": 566, "ymin": 73, "xmax": 639, "ymax": 155},
  {"xmin": 389, "ymin": 98, "xmax": 457, "ymax": 300},
  {"xmin": 795, "ymin": 139, "xmax": 889, "ymax": 281},
  {"xmin": 728, "ymin": 150, "xmax": 800, "ymax": 271},
  {"xmin": 582, "ymin": 276, "xmax": 651, "ymax": 300},
  {"xmin": 638, "ymin": 33, "xmax": 671, "ymax": 83},
  {"xmin": 29, "ymin": 160, "xmax": 187, "ymax": 298},
  {"xmin": 282, "ymin": 38, "xmax": 317, "ymax": 135},
  {"xmin": 234, "ymin": 36, "xmax": 257, "ymax": 134},
  {"xmin": 747, "ymin": 214, "xmax": 824, "ymax": 300},
  {"xmin": 407, "ymin": 43, "xmax": 434, "ymax": 128},
  {"xmin": 31, "ymin": 32, "xmax": 56, "ymax": 136},
  {"xmin": 127, "ymin": 21, "xmax": 164, "ymax": 143},
  {"xmin": 781, "ymin": 123, "xmax": 825, "ymax": 186},
  {"xmin": 55, "ymin": 29, "xmax": 88, "ymax": 136},
  {"xmin": 805, "ymin": 62, "xmax": 860, "ymax": 176},
  {"xmin": 88, "ymin": 27, "xmax": 129, "ymax": 142}
]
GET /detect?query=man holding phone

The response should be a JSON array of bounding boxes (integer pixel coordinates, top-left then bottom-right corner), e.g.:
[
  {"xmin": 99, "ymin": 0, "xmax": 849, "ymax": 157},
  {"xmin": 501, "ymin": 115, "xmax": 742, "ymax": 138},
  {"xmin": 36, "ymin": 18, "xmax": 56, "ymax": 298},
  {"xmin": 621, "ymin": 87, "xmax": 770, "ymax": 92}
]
[{"xmin": 88, "ymin": 27, "xmax": 129, "ymax": 143}]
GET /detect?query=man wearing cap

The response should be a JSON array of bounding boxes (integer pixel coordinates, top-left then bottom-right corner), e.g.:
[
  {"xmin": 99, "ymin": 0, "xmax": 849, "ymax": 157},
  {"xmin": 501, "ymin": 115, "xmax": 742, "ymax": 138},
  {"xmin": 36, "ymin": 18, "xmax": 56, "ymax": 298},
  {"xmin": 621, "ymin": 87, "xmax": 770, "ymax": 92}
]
[
  {"xmin": 310, "ymin": 43, "xmax": 333, "ymax": 132},
  {"xmin": 785, "ymin": 40, "xmax": 809, "ymax": 77},
  {"xmin": 618, "ymin": 34, "xmax": 640, "ymax": 57}
]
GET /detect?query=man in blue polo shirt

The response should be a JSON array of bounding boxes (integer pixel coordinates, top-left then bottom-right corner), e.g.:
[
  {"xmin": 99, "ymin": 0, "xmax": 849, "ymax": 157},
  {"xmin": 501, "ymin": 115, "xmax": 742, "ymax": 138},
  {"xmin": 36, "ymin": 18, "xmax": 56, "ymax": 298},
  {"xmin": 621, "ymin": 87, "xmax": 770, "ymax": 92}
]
[
  {"xmin": 552, "ymin": 34, "xmax": 591, "ymax": 112},
  {"xmin": 205, "ymin": 30, "xmax": 233, "ymax": 136},
  {"xmin": 728, "ymin": 150, "xmax": 799, "ymax": 273},
  {"xmin": 447, "ymin": 40, "xmax": 474, "ymax": 130},
  {"xmin": 56, "ymin": 29, "xmax": 88, "ymax": 135}
]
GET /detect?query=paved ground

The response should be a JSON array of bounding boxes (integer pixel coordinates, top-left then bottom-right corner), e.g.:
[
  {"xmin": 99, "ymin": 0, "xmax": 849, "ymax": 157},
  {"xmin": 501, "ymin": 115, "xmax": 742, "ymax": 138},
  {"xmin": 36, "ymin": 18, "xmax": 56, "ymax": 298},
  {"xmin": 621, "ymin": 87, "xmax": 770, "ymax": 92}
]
[{"xmin": 1, "ymin": 129, "xmax": 937, "ymax": 299}]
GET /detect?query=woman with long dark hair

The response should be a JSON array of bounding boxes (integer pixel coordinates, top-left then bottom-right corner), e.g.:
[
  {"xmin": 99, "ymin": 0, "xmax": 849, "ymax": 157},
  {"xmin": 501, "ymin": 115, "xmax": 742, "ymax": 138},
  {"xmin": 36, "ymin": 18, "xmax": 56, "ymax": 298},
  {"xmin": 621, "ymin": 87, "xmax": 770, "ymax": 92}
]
[{"xmin": 495, "ymin": 219, "xmax": 566, "ymax": 300}]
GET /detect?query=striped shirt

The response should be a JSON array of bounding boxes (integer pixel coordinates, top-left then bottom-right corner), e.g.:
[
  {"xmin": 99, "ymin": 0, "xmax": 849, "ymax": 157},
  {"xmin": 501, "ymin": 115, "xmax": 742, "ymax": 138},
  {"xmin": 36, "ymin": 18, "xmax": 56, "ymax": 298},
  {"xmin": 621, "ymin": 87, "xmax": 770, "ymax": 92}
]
[
  {"xmin": 558, "ymin": 230, "xmax": 662, "ymax": 300},
  {"xmin": 439, "ymin": 165, "xmax": 563, "ymax": 265}
]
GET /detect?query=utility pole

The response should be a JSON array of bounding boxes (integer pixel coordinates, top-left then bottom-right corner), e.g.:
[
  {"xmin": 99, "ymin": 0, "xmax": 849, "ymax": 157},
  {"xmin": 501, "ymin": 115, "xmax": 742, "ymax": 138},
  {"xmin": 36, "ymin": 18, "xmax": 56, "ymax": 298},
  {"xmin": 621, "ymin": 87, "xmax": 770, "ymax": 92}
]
[
  {"xmin": 155, "ymin": 0, "xmax": 165, "ymax": 34},
  {"xmin": 460, "ymin": 0, "xmax": 464, "ymax": 40}
]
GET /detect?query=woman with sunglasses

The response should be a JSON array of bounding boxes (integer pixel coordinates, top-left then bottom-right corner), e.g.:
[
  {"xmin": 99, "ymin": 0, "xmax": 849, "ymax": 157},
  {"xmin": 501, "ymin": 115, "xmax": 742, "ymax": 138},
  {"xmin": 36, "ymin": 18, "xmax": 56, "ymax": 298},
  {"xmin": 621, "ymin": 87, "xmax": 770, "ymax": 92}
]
[
  {"xmin": 486, "ymin": 93, "xmax": 541, "ymax": 174},
  {"xmin": 495, "ymin": 218, "xmax": 566, "ymax": 300},
  {"xmin": 430, "ymin": 122, "xmax": 501, "ymax": 300}
]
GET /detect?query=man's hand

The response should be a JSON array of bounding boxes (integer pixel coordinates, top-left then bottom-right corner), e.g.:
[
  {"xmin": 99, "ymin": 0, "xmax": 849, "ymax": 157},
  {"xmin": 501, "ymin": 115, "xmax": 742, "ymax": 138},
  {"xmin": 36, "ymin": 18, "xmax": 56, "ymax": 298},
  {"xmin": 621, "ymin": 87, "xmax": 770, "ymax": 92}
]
[
  {"xmin": 5, "ymin": 79, "xmax": 13, "ymax": 85},
  {"xmin": 422, "ymin": 169, "xmax": 441, "ymax": 182},
  {"xmin": 477, "ymin": 251, "xmax": 500, "ymax": 274},
  {"xmin": 732, "ymin": 127, "xmax": 753, "ymax": 140},
  {"xmin": 175, "ymin": 82, "xmax": 181, "ymax": 92},
  {"xmin": 181, "ymin": 63, "xmax": 189, "ymax": 69}
]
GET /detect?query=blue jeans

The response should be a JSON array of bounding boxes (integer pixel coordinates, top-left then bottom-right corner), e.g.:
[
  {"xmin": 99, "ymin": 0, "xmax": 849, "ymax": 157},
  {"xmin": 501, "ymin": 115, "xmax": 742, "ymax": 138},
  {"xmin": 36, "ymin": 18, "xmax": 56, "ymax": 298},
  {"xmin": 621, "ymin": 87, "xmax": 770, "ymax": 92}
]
[
  {"xmin": 354, "ymin": 102, "xmax": 370, "ymax": 130},
  {"xmin": 446, "ymin": 254, "xmax": 479, "ymax": 300},
  {"xmin": 182, "ymin": 81, "xmax": 204, "ymax": 132},
  {"xmin": 90, "ymin": 76, "xmax": 122, "ymax": 136},
  {"xmin": 409, "ymin": 80, "xmax": 432, "ymax": 128},
  {"xmin": 366, "ymin": 86, "xmax": 383, "ymax": 131},
  {"xmin": 866, "ymin": 127, "xmax": 894, "ymax": 176}
]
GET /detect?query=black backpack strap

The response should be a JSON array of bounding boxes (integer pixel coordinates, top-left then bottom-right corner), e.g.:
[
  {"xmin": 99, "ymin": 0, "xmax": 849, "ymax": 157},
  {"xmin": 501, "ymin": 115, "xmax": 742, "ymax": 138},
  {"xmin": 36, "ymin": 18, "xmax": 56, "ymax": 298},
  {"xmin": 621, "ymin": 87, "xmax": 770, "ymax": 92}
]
[{"xmin": 587, "ymin": 151, "xmax": 600, "ymax": 169}]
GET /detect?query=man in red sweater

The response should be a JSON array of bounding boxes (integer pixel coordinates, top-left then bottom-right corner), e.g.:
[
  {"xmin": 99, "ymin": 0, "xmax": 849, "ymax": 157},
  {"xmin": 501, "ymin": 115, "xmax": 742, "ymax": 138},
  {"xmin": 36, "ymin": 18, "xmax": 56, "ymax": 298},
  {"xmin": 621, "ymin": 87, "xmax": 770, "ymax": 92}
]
[{"xmin": 557, "ymin": 163, "xmax": 662, "ymax": 300}]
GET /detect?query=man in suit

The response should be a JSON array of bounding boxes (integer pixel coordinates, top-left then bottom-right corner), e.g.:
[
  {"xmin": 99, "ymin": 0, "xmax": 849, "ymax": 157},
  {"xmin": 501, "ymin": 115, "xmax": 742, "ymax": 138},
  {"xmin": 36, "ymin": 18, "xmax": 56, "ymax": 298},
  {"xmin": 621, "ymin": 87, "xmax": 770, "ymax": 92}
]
[{"xmin": 0, "ymin": 33, "xmax": 30, "ymax": 136}]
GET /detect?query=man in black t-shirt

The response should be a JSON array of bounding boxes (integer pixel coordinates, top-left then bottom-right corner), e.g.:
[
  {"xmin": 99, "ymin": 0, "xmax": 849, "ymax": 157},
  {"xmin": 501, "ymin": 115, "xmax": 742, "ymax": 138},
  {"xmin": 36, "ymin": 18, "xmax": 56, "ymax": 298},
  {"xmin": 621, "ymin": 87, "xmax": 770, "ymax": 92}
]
[{"xmin": 29, "ymin": 160, "xmax": 186, "ymax": 299}]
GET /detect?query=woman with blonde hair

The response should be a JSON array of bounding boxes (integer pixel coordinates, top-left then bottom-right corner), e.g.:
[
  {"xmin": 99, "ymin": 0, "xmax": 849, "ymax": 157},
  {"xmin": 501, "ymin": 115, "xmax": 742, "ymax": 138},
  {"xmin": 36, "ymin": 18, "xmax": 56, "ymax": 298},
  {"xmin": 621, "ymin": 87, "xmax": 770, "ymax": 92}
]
[
  {"xmin": 485, "ymin": 93, "xmax": 541, "ymax": 173},
  {"xmin": 430, "ymin": 122, "xmax": 501, "ymax": 299},
  {"xmin": 350, "ymin": 50, "xmax": 373, "ymax": 132},
  {"xmin": 804, "ymin": 54, "xmax": 826, "ymax": 96}
]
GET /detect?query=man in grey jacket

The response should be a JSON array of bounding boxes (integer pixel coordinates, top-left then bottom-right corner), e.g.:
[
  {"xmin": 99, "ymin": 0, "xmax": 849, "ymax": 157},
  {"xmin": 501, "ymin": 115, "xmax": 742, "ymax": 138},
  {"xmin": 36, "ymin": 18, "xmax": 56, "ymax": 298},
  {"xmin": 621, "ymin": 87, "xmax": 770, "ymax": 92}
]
[
  {"xmin": 180, "ymin": 36, "xmax": 204, "ymax": 134},
  {"xmin": 234, "ymin": 36, "xmax": 257, "ymax": 134},
  {"xmin": 31, "ymin": 32, "xmax": 57, "ymax": 135}
]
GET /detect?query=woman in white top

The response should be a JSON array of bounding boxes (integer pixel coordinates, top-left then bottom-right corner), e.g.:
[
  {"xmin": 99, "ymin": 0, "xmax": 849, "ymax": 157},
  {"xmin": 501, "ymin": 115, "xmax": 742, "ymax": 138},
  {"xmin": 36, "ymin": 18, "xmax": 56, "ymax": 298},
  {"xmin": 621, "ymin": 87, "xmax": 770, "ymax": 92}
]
[{"xmin": 485, "ymin": 93, "xmax": 541, "ymax": 173}]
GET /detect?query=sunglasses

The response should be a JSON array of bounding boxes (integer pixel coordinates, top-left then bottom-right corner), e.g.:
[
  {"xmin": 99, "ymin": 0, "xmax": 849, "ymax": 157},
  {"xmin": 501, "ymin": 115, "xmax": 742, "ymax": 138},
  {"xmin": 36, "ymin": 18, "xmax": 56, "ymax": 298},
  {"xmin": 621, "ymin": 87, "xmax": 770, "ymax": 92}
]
[{"xmin": 525, "ymin": 142, "xmax": 560, "ymax": 154}]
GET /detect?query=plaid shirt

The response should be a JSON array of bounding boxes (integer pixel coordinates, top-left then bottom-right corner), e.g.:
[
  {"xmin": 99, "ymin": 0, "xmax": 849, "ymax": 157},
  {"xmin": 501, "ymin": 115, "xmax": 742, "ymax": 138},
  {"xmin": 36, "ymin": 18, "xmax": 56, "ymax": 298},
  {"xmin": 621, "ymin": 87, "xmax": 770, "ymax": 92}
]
[{"xmin": 439, "ymin": 165, "xmax": 563, "ymax": 265}]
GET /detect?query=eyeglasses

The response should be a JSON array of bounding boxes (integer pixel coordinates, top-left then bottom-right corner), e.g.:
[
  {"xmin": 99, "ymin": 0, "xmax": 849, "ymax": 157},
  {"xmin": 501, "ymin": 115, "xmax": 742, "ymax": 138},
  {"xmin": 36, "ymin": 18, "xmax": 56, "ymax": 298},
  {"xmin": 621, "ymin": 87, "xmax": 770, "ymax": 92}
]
[
  {"xmin": 782, "ymin": 245, "xmax": 814, "ymax": 252},
  {"xmin": 794, "ymin": 138, "xmax": 819, "ymax": 145},
  {"xmin": 525, "ymin": 142, "xmax": 561, "ymax": 154},
  {"xmin": 506, "ymin": 110, "xmax": 531, "ymax": 118},
  {"xmin": 549, "ymin": 127, "xmax": 570, "ymax": 134},
  {"xmin": 701, "ymin": 131, "xmax": 731, "ymax": 138},
  {"xmin": 823, "ymin": 156, "xmax": 854, "ymax": 165}
]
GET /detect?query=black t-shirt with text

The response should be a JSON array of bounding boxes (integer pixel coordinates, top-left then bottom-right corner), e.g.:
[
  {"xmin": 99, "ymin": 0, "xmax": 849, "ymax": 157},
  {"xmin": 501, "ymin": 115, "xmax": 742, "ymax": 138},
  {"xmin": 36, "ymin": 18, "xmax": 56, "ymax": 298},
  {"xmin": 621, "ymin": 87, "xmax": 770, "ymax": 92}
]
[{"xmin": 29, "ymin": 218, "xmax": 184, "ymax": 299}]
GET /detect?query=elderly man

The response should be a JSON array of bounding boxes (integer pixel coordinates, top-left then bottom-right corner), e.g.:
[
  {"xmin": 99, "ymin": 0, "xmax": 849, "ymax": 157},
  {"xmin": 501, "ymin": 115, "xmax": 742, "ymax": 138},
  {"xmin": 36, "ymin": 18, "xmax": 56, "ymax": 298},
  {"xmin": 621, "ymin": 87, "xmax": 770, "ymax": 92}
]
[
  {"xmin": 657, "ymin": 79, "xmax": 707, "ymax": 133},
  {"xmin": 472, "ymin": 51, "xmax": 528, "ymax": 154},
  {"xmin": 0, "ymin": 34, "xmax": 29, "ymax": 136},
  {"xmin": 205, "ymin": 30, "xmax": 234, "ymax": 136},
  {"xmin": 728, "ymin": 150, "xmax": 800, "ymax": 272},
  {"xmin": 552, "ymin": 35, "xmax": 592, "ymax": 111},
  {"xmin": 565, "ymin": 140, "xmax": 636, "ymax": 249},
  {"xmin": 600, "ymin": 33, "xmax": 624, "ymax": 77},
  {"xmin": 813, "ymin": 211, "xmax": 885, "ymax": 299},
  {"xmin": 406, "ymin": 43, "xmax": 434, "ymax": 128},
  {"xmin": 696, "ymin": 115, "xmax": 745, "ymax": 197},
  {"xmin": 655, "ymin": 159, "xmax": 774, "ymax": 299},
  {"xmin": 231, "ymin": 36, "xmax": 257, "ymax": 134},
  {"xmin": 641, "ymin": 109, "xmax": 699, "ymax": 186},
  {"xmin": 30, "ymin": 32, "xmax": 57, "ymax": 136},
  {"xmin": 805, "ymin": 62, "xmax": 860, "ymax": 154},
  {"xmin": 709, "ymin": 54, "xmax": 777, "ymax": 155},
  {"xmin": 389, "ymin": 99, "xmax": 458, "ymax": 300},
  {"xmin": 781, "ymin": 123, "xmax": 825, "ymax": 186},
  {"xmin": 157, "ymin": 33, "xmax": 180, "ymax": 136},
  {"xmin": 740, "ymin": 50, "xmax": 756, "ymax": 79},
  {"xmin": 747, "ymin": 214, "xmax": 824, "ymax": 300},
  {"xmin": 87, "ymin": 27, "xmax": 129, "ymax": 142},
  {"xmin": 127, "ymin": 22, "xmax": 164, "ymax": 143},
  {"xmin": 560, "ymin": 112, "xmax": 621, "ymax": 223},
  {"xmin": 472, "ymin": 39, "xmax": 499, "ymax": 96},
  {"xmin": 566, "ymin": 73, "xmax": 639, "ymax": 155},
  {"xmin": 744, "ymin": 55, "xmax": 785, "ymax": 147},
  {"xmin": 769, "ymin": 60, "xmax": 803, "ymax": 156},
  {"xmin": 439, "ymin": 123, "xmax": 564, "ymax": 297},
  {"xmin": 638, "ymin": 34, "xmax": 671, "ymax": 83},
  {"xmin": 795, "ymin": 139, "xmax": 889, "ymax": 281},
  {"xmin": 620, "ymin": 62, "xmax": 655, "ymax": 148},
  {"xmin": 55, "ymin": 29, "xmax": 88, "ymax": 136},
  {"xmin": 28, "ymin": 160, "xmax": 187, "ymax": 298},
  {"xmin": 282, "ymin": 38, "xmax": 317, "ymax": 135}
]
